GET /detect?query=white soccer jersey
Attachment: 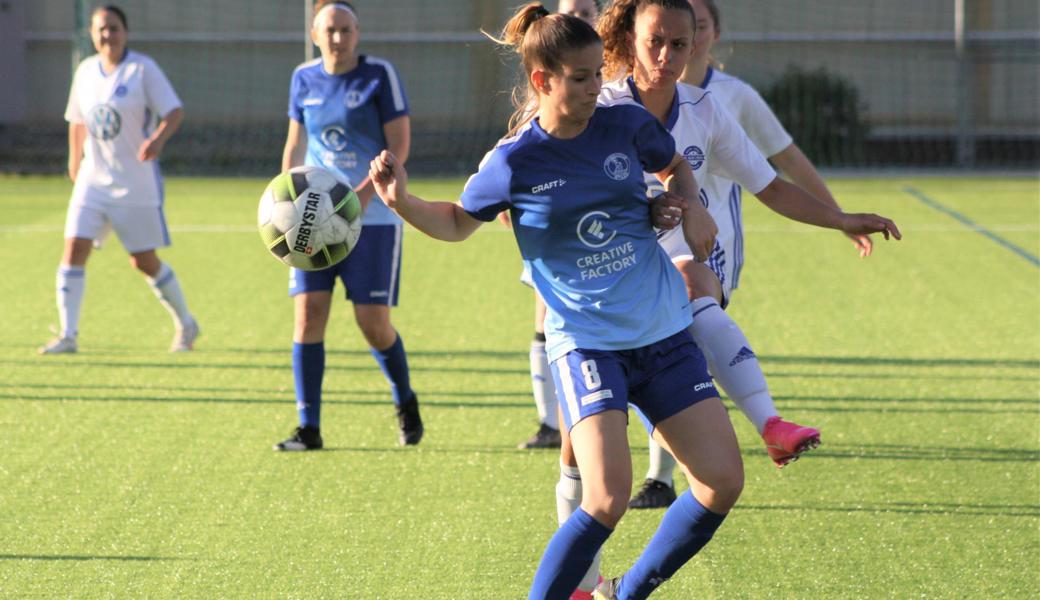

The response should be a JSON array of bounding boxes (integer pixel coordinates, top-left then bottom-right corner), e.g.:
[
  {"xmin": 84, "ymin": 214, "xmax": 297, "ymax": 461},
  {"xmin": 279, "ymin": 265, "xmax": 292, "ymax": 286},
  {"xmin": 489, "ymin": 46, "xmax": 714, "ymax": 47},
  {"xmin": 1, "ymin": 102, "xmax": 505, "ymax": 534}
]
[
  {"xmin": 65, "ymin": 51, "xmax": 182, "ymax": 208},
  {"xmin": 599, "ymin": 78, "xmax": 777, "ymax": 298},
  {"xmin": 700, "ymin": 68, "xmax": 793, "ymax": 159}
]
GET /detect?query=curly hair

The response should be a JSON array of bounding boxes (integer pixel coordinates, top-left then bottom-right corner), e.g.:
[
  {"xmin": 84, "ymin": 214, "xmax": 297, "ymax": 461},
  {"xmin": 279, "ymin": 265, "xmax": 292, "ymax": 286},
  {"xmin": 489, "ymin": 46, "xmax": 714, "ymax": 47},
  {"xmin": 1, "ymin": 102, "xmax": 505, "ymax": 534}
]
[{"xmin": 598, "ymin": 0, "xmax": 695, "ymax": 81}]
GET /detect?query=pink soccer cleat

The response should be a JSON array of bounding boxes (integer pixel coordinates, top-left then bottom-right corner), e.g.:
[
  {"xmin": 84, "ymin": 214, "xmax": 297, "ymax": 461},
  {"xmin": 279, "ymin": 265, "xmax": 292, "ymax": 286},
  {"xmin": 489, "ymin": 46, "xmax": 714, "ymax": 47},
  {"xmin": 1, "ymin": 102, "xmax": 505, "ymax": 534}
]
[
  {"xmin": 762, "ymin": 416, "xmax": 821, "ymax": 468},
  {"xmin": 571, "ymin": 576, "xmax": 604, "ymax": 600}
]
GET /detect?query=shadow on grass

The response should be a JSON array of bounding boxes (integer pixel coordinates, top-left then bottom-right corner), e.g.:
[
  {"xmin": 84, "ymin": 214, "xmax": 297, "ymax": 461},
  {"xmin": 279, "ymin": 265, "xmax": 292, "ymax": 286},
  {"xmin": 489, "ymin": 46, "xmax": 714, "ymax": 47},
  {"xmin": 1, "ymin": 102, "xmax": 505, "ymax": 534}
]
[
  {"xmin": 739, "ymin": 501, "xmax": 1040, "ymax": 518},
  {"xmin": 766, "ymin": 370, "xmax": 1040, "ymax": 383},
  {"xmin": 0, "ymin": 391, "xmax": 532, "ymax": 409},
  {"xmin": 759, "ymin": 355, "xmax": 1039, "ymax": 369},
  {"xmin": 0, "ymin": 554, "xmax": 186, "ymax": 561},
  {"xmin": 4, "ymin": 358, "xmax": 528, "ymax": 376},
  {"xmin": 799, "ymin": 442, "xmax": 1039, "ymax": 463},
  {"xmin": 7, "ymin": 351, "xmax": 1038, "ymax": 371}
]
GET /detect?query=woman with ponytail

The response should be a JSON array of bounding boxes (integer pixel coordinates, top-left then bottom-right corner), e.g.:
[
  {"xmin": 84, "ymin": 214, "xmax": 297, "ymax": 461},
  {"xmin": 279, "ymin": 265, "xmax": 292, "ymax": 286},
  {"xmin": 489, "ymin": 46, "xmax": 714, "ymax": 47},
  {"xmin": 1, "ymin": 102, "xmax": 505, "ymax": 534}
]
[{"xmin": 369, "ymin": 4, "xmax": 746, "ymax": 599}]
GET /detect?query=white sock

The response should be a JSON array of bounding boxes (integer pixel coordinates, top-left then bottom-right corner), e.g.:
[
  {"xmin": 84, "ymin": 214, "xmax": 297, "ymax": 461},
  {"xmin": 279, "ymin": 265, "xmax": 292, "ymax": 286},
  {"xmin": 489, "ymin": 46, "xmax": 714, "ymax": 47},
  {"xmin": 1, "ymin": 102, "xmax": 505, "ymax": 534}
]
[
  {"xmin": 556, "ymin": 462, "xmax": 600, "ymax": 592},
  {"xmin": 531, "ymin": 338, "xmax": 559, "ymax": 430},
  {"xmin": 56, "ymin": 265, "xmax": 85, "ymax": 339},
  {"xmin": 147, "ymin": 263, "xmax": 194, "ymax": 330},
  {"xmin": 646, "ymin": 438, "xmax": 677, "ymax": 485},
  {"xmin": 689, "ymin": 296, "xmax": 777, "ymax": 433}
]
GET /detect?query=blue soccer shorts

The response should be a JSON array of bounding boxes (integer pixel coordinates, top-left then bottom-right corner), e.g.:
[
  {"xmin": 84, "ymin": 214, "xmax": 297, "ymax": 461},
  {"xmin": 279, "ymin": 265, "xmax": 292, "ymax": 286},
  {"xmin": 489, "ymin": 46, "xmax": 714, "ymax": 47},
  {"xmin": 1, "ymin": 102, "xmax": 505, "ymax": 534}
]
[
  {"xmin": 551, "ymin": 329, "xmax": 718, "ymax": 433},
  {"xmin": 288, "ymin": 223, "xmax": 403, "ymax": 306}
]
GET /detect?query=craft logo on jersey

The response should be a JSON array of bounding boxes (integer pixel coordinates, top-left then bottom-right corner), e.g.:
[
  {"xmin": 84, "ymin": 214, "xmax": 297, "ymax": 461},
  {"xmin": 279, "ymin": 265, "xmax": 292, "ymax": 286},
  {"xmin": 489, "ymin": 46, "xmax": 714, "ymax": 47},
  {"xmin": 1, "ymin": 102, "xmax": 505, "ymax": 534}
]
[
  {"xmin": 293, "ymin": 192, "xmax": 322, "ymax": 255},
  {"xmin": 114, "ymin": 85, "xmax": 128, "ymax": 97},
  {"xmin": 320, "ymin": 125, "xmax": 348, "ymax": 151},
  {"xmin": 603, "ymin": 152, "xmax": 630, "ymax": 181},
  {"xmin": 683, "ymin": 145, "xmax": 705, "ymax": 170},
  {"xmin": 87, "ymin": 104, "xmax": 121, "ymax": 141},
  {"xmin": 577, "ymin": 211, "xmax": 617, "ymax": 248}
]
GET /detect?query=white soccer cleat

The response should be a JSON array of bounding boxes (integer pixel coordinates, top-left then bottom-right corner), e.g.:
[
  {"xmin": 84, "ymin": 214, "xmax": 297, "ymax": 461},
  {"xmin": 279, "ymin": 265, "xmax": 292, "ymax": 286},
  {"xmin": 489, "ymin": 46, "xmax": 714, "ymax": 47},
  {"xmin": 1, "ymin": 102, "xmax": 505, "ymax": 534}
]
[
  {"xmin": 170, "ymin": 320, "xmax": 200, "ymax": 352},
  {"xmin": 38, "ymin": 336, "xmax": 78, "ymax": 355}
]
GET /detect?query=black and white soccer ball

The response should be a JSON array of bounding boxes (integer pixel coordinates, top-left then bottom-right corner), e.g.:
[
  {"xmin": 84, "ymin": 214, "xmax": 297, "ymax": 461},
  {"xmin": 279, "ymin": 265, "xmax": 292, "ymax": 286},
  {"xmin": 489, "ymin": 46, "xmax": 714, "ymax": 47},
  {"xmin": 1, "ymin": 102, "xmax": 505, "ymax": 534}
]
[{"xmin": 257, "ymin": 166, "xmax": 362, "ymax": 271}]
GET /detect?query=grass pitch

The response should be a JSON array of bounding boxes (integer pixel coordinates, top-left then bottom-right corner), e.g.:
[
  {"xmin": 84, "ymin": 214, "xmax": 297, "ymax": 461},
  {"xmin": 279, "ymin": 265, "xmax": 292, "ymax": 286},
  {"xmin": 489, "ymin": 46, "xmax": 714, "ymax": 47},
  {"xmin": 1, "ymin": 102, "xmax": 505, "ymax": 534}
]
[{"xmin": 0, "ymin": 174, "xmax": 1037, "ymax": 598}]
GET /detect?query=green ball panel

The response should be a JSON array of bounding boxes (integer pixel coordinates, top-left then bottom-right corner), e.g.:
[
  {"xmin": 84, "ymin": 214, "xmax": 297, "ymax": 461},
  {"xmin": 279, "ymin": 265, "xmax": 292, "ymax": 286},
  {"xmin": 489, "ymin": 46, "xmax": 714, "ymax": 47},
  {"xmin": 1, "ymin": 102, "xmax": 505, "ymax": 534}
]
[
  {"xmin": 334, "ymin": 190, "xmax": 362, "ymax": 223},
  {"xmin": 258, "ymin": 222, "xmax": 284, "ymax": 246},
  {"xmin": 266, "ymin": 172, "xmax": 295, "ymax": 203}
]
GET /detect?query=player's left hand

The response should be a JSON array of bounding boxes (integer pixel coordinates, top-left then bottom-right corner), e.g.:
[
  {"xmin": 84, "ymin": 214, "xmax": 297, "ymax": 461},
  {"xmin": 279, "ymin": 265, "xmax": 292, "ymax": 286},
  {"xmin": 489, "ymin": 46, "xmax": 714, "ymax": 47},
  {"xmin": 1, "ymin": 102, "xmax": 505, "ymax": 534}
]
[
  {"xmin": 651, "ymin": 192, "xmax": 685, "ymax": 230},
  {"xmin": 369, "ymin": 150, "xmax": 408, "ymax": 209},
  {"xmin": 137, "ymin": 137, "xmax": 165, "ymax": 161},
  {"xmin": 838, "ymin": 212, "xmax": 902, "ymax": 242},
  {"xmin": 846, "ymin": 232, "xmax": 874, "ymax": 257}
]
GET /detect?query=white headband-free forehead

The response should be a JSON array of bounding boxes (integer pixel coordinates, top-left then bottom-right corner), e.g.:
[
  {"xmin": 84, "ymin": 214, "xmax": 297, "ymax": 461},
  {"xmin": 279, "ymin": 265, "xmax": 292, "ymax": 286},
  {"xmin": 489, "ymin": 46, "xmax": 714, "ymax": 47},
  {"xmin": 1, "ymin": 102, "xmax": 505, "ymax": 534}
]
[{"xmin": 316, "ymin": 2, "xmax": 358, "ymax": 22}]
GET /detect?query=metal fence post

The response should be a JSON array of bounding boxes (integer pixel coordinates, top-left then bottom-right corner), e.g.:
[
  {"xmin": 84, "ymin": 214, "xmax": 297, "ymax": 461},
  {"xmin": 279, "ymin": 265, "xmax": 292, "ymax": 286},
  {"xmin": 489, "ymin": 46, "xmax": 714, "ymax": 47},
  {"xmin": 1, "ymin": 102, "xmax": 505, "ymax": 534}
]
[{"xmin": 954, "ymin": 0, "xmax": 976, "ymax": 167}]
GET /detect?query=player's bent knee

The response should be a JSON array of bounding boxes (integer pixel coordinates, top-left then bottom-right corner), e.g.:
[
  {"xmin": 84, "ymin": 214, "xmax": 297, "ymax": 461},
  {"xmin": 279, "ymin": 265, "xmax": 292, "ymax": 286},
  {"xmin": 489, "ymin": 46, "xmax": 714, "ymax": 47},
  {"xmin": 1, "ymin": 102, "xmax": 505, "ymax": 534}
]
[
  {"xmin": 695, "ymin": 469, "xmax": 744, "ymax": 513},
  {"xmin": 582, "ymin": 490, "xmax": 629, "ymax": 528}
]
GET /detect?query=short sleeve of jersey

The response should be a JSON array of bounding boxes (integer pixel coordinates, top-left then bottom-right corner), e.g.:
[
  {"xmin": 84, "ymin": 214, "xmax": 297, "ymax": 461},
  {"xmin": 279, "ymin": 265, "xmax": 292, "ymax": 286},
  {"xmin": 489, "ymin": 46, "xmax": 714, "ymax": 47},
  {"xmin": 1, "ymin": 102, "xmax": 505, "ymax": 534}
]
[
  {"xmin": 370, "ymin": 58, "xmax": 409, "ymax": 124},
  {"xmin": 632, "ymin": 109, "xmax": 676, "ymax": 174},
  {"xmin": 707, "ymin": 100, "xmax": 776, "ymax": 195},
  {"xmin": 141, "ymin": 57, "xmax": 182, "ymax": 118},
  {"xmin": 460, "ymin": 148, "xmax": 512, "ymax": 222},
  {"xmin": 64, "ymin": 63, "xmax": 84, "ymax": 124},
  {"xmin": 287, "ymin": 68, "xmax": 305, "ymax": 123},
  {"xmin": 737, "ymin": 85, "xmax": 793, "ymax": 158}
]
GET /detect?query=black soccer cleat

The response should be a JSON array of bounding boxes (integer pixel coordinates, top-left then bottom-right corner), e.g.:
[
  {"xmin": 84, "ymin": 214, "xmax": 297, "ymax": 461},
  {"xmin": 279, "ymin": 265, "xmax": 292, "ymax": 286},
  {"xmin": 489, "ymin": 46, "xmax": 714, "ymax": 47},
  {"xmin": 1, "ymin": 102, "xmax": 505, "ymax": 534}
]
[
  {"xmin": 628, "ymin": 478, "xmax": 677, "ymax": 509},
  {"xmin": 273, "ymin": 425, "xmax": 323, "ymax": 451},
  {"xmin": 518, "ymin": 423, "xmax": 562, "ymax": 449},
  {"xmin": 396, "ymin": 395, "xmax": 424, "ymax": 446}
]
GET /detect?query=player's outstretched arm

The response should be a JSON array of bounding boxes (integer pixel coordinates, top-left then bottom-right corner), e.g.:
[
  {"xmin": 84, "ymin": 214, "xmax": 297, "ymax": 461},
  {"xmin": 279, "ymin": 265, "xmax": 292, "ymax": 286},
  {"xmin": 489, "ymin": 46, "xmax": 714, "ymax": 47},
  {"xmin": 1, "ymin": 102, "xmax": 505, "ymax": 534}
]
[
  {"xmin": 653, "ymin": 153, "xmax": 717, "ymax": 262},
  {"xmin": 756, "ymin": 177, "xmax": 902, "ymax": 241},
  {"xmin": 771, "ymin": 143, "xmax": 874, "ymax": 257},
  {"xmin": 369, "ymin": 150, "xmax": 483, "ymax": 242}
]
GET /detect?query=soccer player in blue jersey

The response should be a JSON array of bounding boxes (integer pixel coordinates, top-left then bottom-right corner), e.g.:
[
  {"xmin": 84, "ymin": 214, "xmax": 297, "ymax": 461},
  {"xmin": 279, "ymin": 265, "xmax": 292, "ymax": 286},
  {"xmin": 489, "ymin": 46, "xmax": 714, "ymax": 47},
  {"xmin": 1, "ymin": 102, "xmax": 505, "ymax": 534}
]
[
  {"xmin": 274, "ymin": 0, "xmax": 421, "ymax": 451},
  {"xmin": 370, "ymin": 5, "xmax": 744, "ymax": 598},
  {"xmin": 515, "ymin": 0, "xmax": 606, "ymax": 452}
]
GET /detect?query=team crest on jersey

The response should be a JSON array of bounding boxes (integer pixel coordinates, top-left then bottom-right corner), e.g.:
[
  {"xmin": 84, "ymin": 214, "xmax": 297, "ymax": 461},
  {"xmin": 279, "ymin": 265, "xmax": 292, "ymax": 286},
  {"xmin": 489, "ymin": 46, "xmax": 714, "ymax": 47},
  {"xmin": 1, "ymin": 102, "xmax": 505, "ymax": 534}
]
[
  {"xmin": 87, "ymin": 104, "xmax": 121, "ymax": 141},
  {"xmin": 683, "ymin": 145, "xmax": 705, "ymax": 170},
  {"xmin": 320, "ymin": 125, "xmax": 348, "ymax": 151},
  {"xmin": 114, "ymin": 85, "xmax": 128, "ymax": 97},
  {"xmin": 577, "ymin": 211, "xmax": 617, "ymax": 248},
  {"xmin": 603, "ymin": 153, "xmax": 631, "ymax": 181},
  {"xmin": 344, "ymin": 80, "xmax": 380, "ymax": 109}
]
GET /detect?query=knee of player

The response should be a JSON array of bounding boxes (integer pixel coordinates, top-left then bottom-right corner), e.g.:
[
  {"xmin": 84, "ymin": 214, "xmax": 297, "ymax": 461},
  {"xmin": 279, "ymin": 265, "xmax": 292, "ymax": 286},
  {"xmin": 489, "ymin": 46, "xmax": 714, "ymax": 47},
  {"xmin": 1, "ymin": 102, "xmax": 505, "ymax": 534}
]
[
  {"xmin": 702, "ymin": 468, "xmax": 744, "ymax": 512},
  {"xmin": 584, "ymin": 487, "xmax": 631, "ymax": 527}
]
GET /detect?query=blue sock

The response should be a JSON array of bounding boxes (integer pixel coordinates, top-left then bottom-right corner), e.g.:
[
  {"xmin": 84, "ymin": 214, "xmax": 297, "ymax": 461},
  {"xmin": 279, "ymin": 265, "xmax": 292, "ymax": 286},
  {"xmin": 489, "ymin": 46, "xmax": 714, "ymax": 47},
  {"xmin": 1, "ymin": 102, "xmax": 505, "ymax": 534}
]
[
  {"xmin": 617, "ymin": 491, "xmax": 726, "ymax": 600},
  {"xmin": 370, "ymin": 333, "xmax": 413, "ymax": 407},
  {"xmin": 529, "ymin": 508, "xmax": 613, "ymax": 600},
  {"xmin": 293, "ymin": 342, "xmax": 325, "ymax": 428}
]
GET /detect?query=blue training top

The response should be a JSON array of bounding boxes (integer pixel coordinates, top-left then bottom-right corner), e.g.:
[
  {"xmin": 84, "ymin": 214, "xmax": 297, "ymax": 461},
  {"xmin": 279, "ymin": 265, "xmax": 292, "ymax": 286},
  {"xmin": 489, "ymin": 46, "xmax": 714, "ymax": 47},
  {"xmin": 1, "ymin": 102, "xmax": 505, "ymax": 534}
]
[
  {"xmin": 288, "ymin": 55, "xmax": 409, "ymax": 225},
  {"xmin": 461, "ymin": 103, "xmax": 693, "ymax": 361}
]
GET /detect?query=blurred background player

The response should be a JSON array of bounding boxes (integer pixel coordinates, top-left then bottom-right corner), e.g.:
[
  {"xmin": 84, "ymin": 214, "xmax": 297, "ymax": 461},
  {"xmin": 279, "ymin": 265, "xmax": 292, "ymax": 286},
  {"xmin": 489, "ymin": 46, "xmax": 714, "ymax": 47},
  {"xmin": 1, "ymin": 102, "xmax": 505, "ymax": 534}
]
[
  {"xmin": 42, "ymin": 4, "xmax": 198, "ymax": 355},
  {"xmin": 274, "ymin": 0, "xmax": 421, "ymax": 451},
  {"xmin": 628, "ymin": 0, "xmax": 890, "ymax": 508},
  {"xmin": 515, "ymin": 0, "xmax": 603, "ymax": 451},
  {"xmin": 371, "ymin": 6, "xmax": 747, "ymax": 598}
]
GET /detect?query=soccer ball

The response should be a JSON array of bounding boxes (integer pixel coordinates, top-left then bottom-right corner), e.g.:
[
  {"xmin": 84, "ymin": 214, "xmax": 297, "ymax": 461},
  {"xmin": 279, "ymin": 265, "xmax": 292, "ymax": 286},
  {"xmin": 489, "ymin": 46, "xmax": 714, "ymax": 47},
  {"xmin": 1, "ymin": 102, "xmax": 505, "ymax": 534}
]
[{"xmin": 257, "ymin": 166, "xmax": 362, "ymax": 271}]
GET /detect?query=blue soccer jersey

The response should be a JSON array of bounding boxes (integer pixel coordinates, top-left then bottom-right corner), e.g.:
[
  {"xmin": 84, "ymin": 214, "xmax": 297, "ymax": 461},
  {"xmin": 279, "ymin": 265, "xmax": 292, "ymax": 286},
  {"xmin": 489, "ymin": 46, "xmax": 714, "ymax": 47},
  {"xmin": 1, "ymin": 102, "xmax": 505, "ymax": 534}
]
[
  {"xmin": 461, "ymin": 104, "xmax": 692, "ymax": 361},
  {"xmin": 288, "ymin": 55, "xmax": 409, "ymax": 225}
]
